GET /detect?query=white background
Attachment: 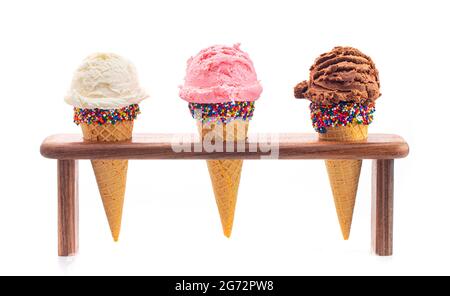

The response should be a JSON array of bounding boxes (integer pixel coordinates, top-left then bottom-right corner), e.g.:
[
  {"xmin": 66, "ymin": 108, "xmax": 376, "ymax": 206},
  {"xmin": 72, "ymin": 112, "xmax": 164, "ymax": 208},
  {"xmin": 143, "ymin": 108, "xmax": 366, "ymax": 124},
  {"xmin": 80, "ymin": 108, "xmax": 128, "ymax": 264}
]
[{"xmin": 0, "ymin": 0, "xmax": 447, "ymax": 276}]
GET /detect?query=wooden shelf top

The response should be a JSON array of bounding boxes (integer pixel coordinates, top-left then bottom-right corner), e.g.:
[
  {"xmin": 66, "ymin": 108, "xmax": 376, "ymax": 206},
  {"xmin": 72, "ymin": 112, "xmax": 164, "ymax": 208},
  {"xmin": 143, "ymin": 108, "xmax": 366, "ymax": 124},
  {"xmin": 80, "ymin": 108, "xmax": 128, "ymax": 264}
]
[{"xmin": 40, "ymin": 133, "xmax": 409, "ymax": 160}]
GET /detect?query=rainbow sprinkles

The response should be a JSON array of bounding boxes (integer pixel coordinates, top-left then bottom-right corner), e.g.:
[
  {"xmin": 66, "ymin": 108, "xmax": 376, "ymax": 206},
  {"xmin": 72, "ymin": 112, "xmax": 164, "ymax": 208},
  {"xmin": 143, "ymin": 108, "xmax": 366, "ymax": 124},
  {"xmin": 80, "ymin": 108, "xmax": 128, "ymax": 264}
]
[
  {"xmin": 189, "ymin": 101, "xmax": 255, "ymax": 125},
  {"xmin": 310, "ymin": 101, "xmax": 375, "ymax": 133},
  {"xmin": 74, "ymin": 104, "xmax": 141, "ymax": 125}
]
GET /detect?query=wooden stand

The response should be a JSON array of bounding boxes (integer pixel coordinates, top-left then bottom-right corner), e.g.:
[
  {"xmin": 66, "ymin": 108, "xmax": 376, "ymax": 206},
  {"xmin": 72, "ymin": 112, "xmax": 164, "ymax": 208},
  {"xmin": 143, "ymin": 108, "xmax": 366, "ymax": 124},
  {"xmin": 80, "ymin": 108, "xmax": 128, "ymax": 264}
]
[
  {"xmin": 57, "ymin": 160, "xmax": 79, "ymax": 257},
  {"xmin": 372, "ymin": 159, "xmax": 394, "ymax": 256},
  {"xmin": 41, "ymin": 133, "xmax": 408, "ymax": 257}
]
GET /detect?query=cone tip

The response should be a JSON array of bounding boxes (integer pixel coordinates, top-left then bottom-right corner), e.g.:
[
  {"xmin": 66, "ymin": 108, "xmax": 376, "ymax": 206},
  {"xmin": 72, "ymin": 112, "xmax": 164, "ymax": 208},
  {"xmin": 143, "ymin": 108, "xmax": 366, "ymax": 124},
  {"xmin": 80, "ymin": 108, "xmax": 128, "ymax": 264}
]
[
  {"xmin": 223, "ymin": 229, "xmax": 232, "ymax": 238},
  {"xmin": 342, "ymin": 231, "xmax": 350, "ymax": 241},
  {"xmin": 112, "ymin": 233, "xmax": 120, "ymax": 242}
]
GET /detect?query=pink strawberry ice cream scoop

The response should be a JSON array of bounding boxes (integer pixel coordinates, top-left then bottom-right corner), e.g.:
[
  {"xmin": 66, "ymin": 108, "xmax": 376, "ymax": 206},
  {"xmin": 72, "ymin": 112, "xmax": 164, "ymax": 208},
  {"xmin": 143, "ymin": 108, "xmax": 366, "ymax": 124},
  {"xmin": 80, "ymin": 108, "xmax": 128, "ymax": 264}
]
[{"xmin": 179, "ymin": 44, "xmax": 263, "ymax": 104}]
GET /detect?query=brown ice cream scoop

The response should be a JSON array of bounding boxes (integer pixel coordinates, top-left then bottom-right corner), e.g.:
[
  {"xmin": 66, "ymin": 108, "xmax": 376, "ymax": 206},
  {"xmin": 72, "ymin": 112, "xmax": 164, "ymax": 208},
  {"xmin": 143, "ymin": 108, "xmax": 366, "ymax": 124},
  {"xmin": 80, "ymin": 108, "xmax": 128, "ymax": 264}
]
[{"xmin": 294, "ymin": 47, "xmax": 380, "ymax": 104}]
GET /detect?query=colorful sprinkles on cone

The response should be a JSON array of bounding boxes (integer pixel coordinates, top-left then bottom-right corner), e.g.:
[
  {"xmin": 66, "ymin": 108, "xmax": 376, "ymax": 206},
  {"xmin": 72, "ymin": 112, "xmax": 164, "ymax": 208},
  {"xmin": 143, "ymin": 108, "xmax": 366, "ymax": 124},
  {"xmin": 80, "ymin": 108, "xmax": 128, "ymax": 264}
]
[
  {"xmin": 189, "ymin": 101, "xmax": 255, "ymax": 125},
  {"xmin": 310, "ymin": 101, "xmax": 375, "ymax": 133},
  {"xmin": 74, "ymin": 104, "xmax": 140, "ymax": 125}
]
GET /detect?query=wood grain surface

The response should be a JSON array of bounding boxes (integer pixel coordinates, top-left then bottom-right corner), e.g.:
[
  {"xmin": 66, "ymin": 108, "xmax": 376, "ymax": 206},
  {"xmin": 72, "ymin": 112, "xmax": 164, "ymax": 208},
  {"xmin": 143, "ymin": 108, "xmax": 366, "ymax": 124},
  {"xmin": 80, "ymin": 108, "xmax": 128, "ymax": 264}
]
[
  {"xmin": 41, "ymin": 133, "xmax": 409, "ymax": 160},
  {"xmin": 58, "ymin": 160, "xmax": 79, "ymax": 257},
  {"xmin": 372, "ymin": 159, "xmax": 394, "ymax": 256}
]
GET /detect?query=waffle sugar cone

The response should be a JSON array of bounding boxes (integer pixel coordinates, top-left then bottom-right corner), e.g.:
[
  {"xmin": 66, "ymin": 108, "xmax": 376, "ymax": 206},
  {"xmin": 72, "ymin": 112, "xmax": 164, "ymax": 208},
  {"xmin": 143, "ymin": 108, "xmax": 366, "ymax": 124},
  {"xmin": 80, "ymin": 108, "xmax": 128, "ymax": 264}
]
[
  {"xmin": 81, "ymin": 121, "xmax": 134, "ymax": 241},
  {"xmin": 319, "ymin": 124, "xmax": 368, "ymax": 240},
  {"xmin": 197, "ymin": 120, "xmax": 249, "ymax": 238}
]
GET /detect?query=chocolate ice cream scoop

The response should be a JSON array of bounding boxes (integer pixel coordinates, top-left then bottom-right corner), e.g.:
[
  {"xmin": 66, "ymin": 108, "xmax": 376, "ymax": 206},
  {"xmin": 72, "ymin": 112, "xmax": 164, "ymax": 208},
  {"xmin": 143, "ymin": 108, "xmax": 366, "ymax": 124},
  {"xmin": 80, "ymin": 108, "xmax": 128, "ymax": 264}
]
[{"xmin": 295, "ymin": 47, "xmax": 380, "ymax": 104}]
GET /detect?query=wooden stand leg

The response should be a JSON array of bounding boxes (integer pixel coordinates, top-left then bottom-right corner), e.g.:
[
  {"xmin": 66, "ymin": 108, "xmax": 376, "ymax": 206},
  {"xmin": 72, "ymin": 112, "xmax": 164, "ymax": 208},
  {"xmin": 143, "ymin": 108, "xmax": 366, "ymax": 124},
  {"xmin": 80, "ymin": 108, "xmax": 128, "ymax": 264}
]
[
  {"xmin": 58, "ymin": 160, "xmax": 79, "ymax": 257},
  {"xmin": 372, "ymin": 159, "xmax": 394, "ymax": 256}
]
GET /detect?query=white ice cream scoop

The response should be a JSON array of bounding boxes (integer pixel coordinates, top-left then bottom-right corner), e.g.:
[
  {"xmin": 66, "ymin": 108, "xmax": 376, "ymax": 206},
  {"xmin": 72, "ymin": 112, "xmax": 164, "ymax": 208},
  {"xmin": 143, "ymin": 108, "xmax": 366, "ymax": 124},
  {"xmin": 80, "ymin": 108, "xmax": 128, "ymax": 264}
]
[{"xmin": 65, "ymin": 53, "xmax": 148, "ymax": 109}]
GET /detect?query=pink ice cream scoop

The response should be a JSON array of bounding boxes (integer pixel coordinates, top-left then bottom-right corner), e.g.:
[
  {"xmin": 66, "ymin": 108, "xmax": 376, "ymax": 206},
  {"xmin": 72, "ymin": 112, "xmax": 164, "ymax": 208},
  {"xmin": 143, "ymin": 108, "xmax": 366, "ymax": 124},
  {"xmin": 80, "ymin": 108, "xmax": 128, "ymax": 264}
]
[{"xmin": 179, "ymin": 44, "xmax": 263, "ymax": 104}]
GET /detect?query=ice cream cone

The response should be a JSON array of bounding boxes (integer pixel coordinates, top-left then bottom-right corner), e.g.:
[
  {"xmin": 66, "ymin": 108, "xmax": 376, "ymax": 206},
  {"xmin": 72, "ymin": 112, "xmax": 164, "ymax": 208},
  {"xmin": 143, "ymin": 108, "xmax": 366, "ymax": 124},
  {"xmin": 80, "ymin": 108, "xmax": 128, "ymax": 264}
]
[
  {"xmin": 197, "ymin": 120, "xmax": 249, "ymax": 237},
  {"xmin": 81, "ymin": 121, "xmax": 134, "ymax": 241},
  {"xmin": 180, "ymin": 44, "xmax": 262, "ymax": 238},
  {"xmin": 319, "ymin": 124, "xmax": 368, "ymax": 240},
  {"xmin": 65, "ymin": 53, "xmax": 147, "ymax": 242},
  {"xmin": 294, "ymin": 46, "xmax": 380, "ymax": 240}
]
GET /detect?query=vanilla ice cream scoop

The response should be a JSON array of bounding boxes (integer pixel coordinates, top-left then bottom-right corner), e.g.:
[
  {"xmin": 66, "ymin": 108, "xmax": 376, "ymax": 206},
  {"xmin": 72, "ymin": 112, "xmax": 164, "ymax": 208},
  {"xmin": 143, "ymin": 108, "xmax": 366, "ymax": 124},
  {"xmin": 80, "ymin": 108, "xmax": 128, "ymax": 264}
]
[{"xmin": 65, "ymin": 53, "xmax": 148, "ymax": 109}]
